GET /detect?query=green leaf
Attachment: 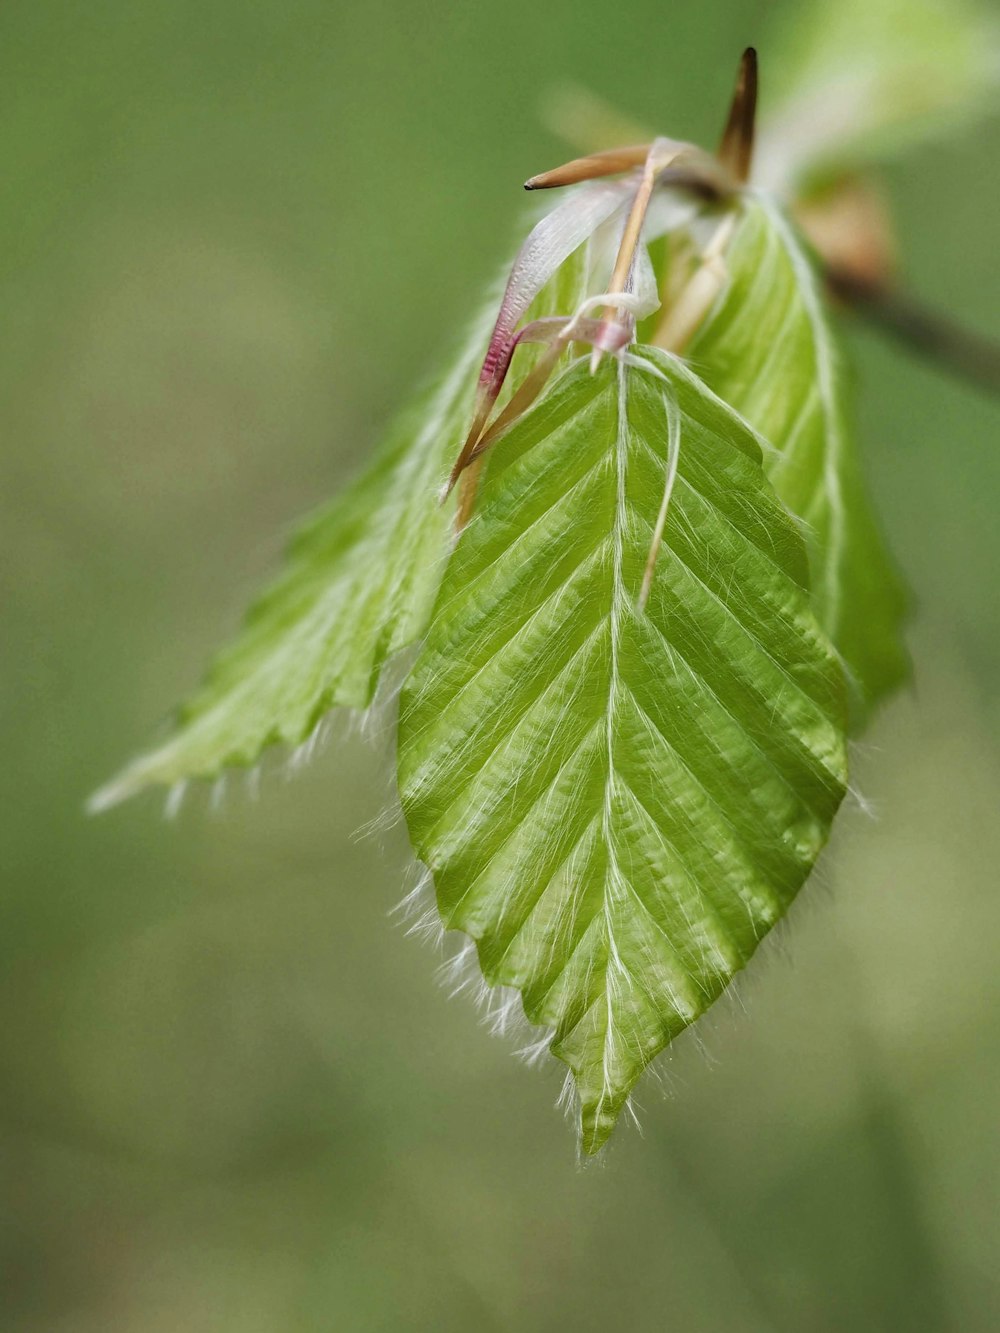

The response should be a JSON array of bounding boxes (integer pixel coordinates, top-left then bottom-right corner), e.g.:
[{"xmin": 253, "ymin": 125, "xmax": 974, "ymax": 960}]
[
  {"xmin": 397, "ymin": 349, "xmax": 848, "ymax": 1153},
  {"xmin": 758, "ymin": 0, "xmax": 1000, "ymax": 193},
  {"xmin": 92, "ymin": 236, "xmax": 600, "ymax": 808},
  {"xmin": 688, "ymin": 195, "xmax": 909, "ymax": 719},
  {"xmin": 90, "ymin": 329, "xmax": 483, "ymax": 807}
]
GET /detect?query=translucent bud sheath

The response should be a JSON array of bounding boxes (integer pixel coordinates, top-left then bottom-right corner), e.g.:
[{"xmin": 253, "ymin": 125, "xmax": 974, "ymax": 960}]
[
  {"xmin": 479, "ymin": 179, "xmax": 636, "ymax": 392},
  {"xmin": 447, "ymin": 178, "xmax": 637, "ymax": 489},
  {"xmin": 589, "ymin": 139, "xmax": 730, "ymax": 368},
  {"xmin": 452, "ymin": 149, "xmax": 727, "ymax": 503}
]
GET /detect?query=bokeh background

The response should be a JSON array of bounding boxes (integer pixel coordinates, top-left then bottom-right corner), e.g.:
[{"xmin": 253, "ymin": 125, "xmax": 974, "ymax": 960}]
[{"xmin": 3, "ymin": 0, "xmax": 1000, "ymax": 1328}]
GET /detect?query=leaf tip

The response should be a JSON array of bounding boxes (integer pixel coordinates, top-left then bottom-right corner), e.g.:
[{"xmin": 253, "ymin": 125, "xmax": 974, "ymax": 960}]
[
  {"xmin": 718, "ymin": 45, "xmax": 759, "ymax": 183},
  {"xmin": 85, "ymin": 770, "xmax": 139, "ymax": 816},
  {"xmin": 579, "ymin": 1097, "xmax": 623, "ymax": 1157}
]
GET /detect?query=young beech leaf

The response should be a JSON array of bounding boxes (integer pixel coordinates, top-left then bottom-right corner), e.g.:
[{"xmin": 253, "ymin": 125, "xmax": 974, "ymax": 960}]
[
  {"xmin": 92, "ymin": 211, "xmax": 622, "ymax": 806},
  {"xmin": 90, "ymin": 331, "xmax": 486, "ymax": 806},
  {"xmin": 397, "ymin": 348, "xmax": 848, "ymax": 1154},
  {"xmin": 687, "ymin": 195, "xmax": 909, "ymax": 720}
]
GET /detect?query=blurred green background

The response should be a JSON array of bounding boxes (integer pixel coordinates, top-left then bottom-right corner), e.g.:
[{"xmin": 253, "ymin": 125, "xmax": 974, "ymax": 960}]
[{"xmin": 3, "ymin": 0, "xmax": 1000, "ymax": 1328}]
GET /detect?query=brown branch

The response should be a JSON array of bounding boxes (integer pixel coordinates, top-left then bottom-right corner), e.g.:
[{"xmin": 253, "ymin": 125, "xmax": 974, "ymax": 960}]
[{"xmin": 825, "ymin": 266, "xmax": 1000, "ymax": 399}]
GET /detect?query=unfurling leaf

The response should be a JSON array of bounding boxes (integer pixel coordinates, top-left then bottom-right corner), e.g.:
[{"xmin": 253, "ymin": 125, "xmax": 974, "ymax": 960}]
[
  {"xmin": 397, "ymin": 350, "xmax": 848, "ymax": 1153},
  {"xmin": 90, "ymin": 325, "xmax": 487, "ymax": 807},
  {"xmin": 688, "ymin": 195, "xmax": 909, "ymax": 718},
  {"xmin": 92, "ymin": 211, "xmax": 619, "ymax": 807}
]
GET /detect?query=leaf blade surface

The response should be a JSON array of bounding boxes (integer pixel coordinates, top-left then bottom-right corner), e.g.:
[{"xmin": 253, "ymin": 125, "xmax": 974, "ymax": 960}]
[
  {"xmin": 95, "ymin": 228, "xmax": 606, "ymax": 804},
  {"xmin": 398, "ymin": 349, "xmax": 848, "ymax": 1151},
  {"xmin": 688, "ymin": 196, "xmax": 909, "ymax": 718}
]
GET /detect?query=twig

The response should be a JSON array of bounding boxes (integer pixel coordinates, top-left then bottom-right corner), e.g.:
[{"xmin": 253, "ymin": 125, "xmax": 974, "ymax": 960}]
[{"xmin": 826, "ymin": 266, "xmax": 1000, "ymax": 399}]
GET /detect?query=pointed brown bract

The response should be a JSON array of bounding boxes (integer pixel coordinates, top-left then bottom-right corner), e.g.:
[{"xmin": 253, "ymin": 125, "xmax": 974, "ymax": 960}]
[
  {"xmin": 524, "ymin": 144, "xmax": 652, "ymax": 190},
  {"xmin": 717, "ymin": 47, "xmax": 758, "ymax": 184}
]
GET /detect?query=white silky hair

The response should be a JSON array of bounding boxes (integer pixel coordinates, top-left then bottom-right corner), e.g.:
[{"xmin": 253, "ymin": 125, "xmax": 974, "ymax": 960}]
[{"xmin": 391, "ymin": 867, "xmax": 558, "ymax": 1052}]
